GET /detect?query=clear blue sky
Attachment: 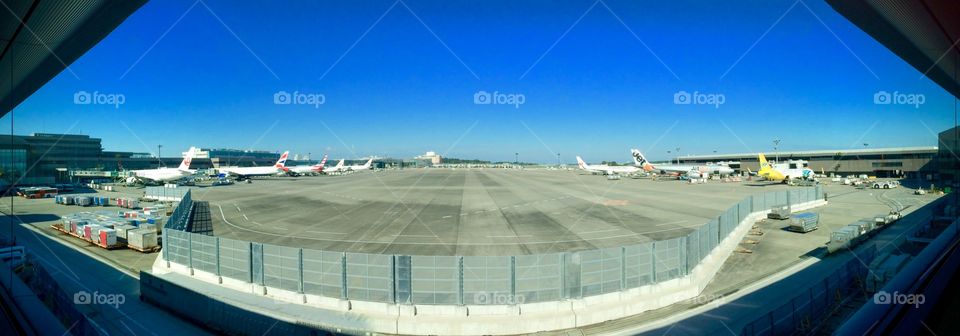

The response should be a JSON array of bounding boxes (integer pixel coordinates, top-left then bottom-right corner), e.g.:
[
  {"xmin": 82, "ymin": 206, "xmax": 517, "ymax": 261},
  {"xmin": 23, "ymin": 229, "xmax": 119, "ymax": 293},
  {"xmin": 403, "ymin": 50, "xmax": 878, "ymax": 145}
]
[{"xmin": 2, "ymin": 0, "xmax": 956, "ymax": 162}]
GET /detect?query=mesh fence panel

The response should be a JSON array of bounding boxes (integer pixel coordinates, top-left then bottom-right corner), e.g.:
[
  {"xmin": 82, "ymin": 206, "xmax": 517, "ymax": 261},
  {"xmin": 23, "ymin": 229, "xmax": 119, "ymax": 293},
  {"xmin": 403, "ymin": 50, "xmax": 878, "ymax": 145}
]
[
  {"xmin": 739, "ymin": 198, "xmax": 751, "ymax": 222},
  {"xmin": 654, "ymin": 238, "xmax": 683, "ymax": 281},
  {"xmin": 708, "ymin": 219, "xmax": 720, "ymax": 251},
  {"xmin": 302, "ymin": 249, "xmax": 344, "ymax": 298},
  {"xmin": 165, "ymin": 229, "xmax": 190, "ymax": 265},
  {"xmin": 190, "ymin": 233, "xmax": 218, "ymax": 274},
  {"xmin": 345, "ymin": 253, "xmax": 394, "ymax": 303},
  {"xmin": 624, "ymin": 242, "xmax": 654, "ymax": 288},
  {"xmin": 578, "ymin": 247, "xmax": 623, "ymax": 297},
  {"xmin": 776, "ymin": 192, "xmax": 787, "ymax": 207},
  {"xmin": 218, "ymin": 237, "xmax": 250, "ymax": 282},
  {"xmin": 699, "ymin": 224, "xmax": 713, "ymax": 260},
  {"xmin": 686, "ymin": 230, "xmax": 700, "ymax": 273},
  {"xmin": 515, "ymin": 253, "xmax": 562, "ymax": 303},
  {"xmin": 462, "ymin": 256, "xmax": 512, "ymax": 305},
  {"xmin": 263, "ymin": 244, "xmax": 301, "ymax": 292},
  {"xmin": 411, "ymin": 256, "xmax": 460, "ymax": 305}
]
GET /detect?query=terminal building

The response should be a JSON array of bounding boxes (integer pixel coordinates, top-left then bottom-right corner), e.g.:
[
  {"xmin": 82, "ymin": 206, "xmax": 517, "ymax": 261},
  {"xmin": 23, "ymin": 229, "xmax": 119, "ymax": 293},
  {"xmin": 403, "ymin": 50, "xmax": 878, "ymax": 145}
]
[{"xmin": 676, "ymin": 146, "xmax": 939, "ymax": 179}]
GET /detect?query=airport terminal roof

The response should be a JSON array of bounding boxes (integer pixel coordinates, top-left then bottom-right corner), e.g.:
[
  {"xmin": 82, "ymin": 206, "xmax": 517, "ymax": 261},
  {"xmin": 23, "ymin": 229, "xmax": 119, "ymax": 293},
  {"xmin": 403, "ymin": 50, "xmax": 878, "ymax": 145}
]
[
  {"xmin": 0, "ymin": 0, "xmax": 147, "ymax": 117},
  {"xmin": 679, "ymin": 146, "xmax": 938, "ymax": 161},
  {"xmin": 826, "ymin": 0, "xmax": 960, "ymax": 99}
]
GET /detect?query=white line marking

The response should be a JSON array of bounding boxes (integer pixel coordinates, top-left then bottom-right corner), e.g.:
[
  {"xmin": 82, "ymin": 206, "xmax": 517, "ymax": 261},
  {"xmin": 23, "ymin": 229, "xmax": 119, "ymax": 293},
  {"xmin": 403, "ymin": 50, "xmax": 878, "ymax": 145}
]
[
  {"xmin": 654, "ymin": 220, "xmax": 689, "ymax": 227},
  {"xmin": 442, "ymin": 215, "xmax": 452, "ymax": 219},
  {"xmin": 578, "ymin": 228, "xmax": 621, "ymax": 234},
  {"xmin": 306, "ymin": 230, "xmax": 346, "ymax": 235}
]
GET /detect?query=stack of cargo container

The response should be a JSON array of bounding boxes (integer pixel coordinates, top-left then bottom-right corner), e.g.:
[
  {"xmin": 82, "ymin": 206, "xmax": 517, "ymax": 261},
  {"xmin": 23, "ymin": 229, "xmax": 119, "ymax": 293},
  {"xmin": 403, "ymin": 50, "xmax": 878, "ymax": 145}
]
[
  {"xmin": 55, "ymin": 209, "xmax": 165, "ymax": 252},
  {"xmin": 116, "ymin": 197, "xmax": 140, "ymax": 209},
  {"xmin": 54, "ymin": 194, "xmax": 111, "ymax": 207}
]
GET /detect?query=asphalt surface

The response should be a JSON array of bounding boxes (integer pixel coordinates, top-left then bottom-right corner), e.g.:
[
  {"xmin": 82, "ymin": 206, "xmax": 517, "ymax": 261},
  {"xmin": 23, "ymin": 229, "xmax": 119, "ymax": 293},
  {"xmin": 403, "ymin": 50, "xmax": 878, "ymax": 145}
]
[{"xmin": 199, "ymin": 169, "xmax": 795, "ymax": 255}]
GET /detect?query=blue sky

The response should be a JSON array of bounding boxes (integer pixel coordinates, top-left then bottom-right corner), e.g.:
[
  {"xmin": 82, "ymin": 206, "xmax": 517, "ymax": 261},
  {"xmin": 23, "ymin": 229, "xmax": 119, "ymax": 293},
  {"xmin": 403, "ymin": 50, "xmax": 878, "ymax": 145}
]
[{"xmin": 2, "ymin": 0, "xmax": 956, "ymax": 162}]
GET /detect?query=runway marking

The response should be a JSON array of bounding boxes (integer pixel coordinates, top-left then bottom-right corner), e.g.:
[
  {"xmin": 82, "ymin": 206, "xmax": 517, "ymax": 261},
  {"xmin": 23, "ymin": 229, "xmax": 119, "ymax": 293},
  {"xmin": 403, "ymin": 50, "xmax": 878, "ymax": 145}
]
[
  {"xmin": 442, "ymin": 215, "xmax": 453, "ymax": 219},
  {"xmin": 392, "ymin": 234, "xmax": 437, "ymax": 238},
  {"xmin": 242, "ymin": 214, "xmax": 249, "ymax": 221},
  {"xmin": 578, "ymin": 228, "xmax": 621, "ymax": 234},
  {"xmin": 306, "ymin": 230, "xmax": 346, "ymax": 235},
  {"xmin": 654, "ymin": 220, "xmax": 690, "ymax": 227},
  {"xmin": 487, "ymin": 235, "xmax": 532, "ymax": 238}
]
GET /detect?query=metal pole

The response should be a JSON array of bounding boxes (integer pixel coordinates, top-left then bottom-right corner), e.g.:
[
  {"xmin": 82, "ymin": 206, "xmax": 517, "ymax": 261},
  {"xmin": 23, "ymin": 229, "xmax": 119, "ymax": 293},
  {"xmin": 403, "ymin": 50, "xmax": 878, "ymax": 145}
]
[{"xmin": 158, "ymin": 144, "xmax": 162, "ymax": 169}]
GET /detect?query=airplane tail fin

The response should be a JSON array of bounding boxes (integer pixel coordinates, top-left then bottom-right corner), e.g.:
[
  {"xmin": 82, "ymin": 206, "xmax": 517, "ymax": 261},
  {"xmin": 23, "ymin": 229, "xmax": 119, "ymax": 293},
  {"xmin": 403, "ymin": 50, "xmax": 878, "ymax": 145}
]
[
  {"xmin": 275, "ymin": 151, "xmax": 290, "ymax": 168},
  {"xmin": 363, "ymin": 158, "xmax": 373, "ymax": 168},
  {"xmin": 313, "ymin": 154, "xmax": 328, "ymax": 171},
  {"xmin": 758, "ymin": 153, "xmax": 769, "ymax": 167},
  {"xmin": 335, "ymin": 159, "xmax": 344, "ymax": 168},
  {"xmin": 178, "ymin": 147, "xmax": 196, "ymax": 171},
  {"xmin": 576, "ymin": 156, "xmax": 588, "ymax": 170},
  {"xmin": 631, "ymin": 149, "xmax": 654, "ymax": 171}
]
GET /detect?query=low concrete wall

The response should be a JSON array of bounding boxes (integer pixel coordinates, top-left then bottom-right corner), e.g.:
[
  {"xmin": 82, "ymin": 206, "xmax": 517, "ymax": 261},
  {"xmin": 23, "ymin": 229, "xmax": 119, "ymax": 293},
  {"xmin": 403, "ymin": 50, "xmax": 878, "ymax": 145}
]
[{"xmin": 147, "ymin": 199, "xmax": 827, "ymax": 335}]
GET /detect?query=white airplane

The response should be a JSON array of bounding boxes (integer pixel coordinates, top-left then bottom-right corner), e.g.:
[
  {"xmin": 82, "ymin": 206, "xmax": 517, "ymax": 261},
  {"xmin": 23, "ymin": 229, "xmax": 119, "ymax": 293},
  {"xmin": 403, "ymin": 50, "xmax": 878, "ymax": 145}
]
[
  {"xmin": 128, "ymin": 147, "xmax": 198, "ymax": 183},
  {"xmin": 344, "ymin": 158, "xmax": 374, "ymax": 171},
  {"xmin": 218, "ymin": 151, "xmax": 289, "ymax": 180},
  {"xmin": 631, "ymin": 149, "xmax": 734, "ymax": 178},
  {"xmin": 575, "ymin": 156, "xmax": 640, "ymax": 175},
  {"xmin": 287, "ymin": 154, "xmax": 328, "ymax": 175},
  {"xmin": 322, "ymin": 159, "xmax": 347, "ymax": 173}
]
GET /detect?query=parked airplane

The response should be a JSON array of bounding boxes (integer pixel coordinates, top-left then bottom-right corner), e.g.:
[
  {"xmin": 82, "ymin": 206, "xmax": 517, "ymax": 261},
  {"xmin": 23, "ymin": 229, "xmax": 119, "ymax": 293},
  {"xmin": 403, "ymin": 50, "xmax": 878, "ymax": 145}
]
[
  {"xmin": 576, "ymin": 156, "xmax": 640, "ymax": 175},
  {"xmin": 344, "ymin": 158, "xmax": 374, "ymax": 171},
  {"xmin": 631, "ymin": 149, "xmax": 734, "ymax": 178},
  {"xmin": 219, "ymin": 151, "xmax": 289, "ymax": 180},
  {"xmin": 128, "ymin": 147, "xmax": 198, "ymax": 183},
  {"xmin": 757, "ymin": 153, "xmax": 815, "ymax": 182},
  {"xmin": 287, "ymin": 154, "xmax": 328, "ymax": 175},
  {"xmin": 322, "ymin": 159, "xmax": 347, "ymax": 173}
]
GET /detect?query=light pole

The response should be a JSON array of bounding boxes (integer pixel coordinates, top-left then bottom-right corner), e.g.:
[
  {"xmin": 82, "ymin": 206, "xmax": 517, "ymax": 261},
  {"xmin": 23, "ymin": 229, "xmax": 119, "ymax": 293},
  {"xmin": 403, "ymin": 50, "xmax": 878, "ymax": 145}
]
[
  {"xmin": 557, "ymin": 153, "xmax": 560, "ymax": 167},
  {"xmin": 157, "ymin": 144, "xmax": 162, "ymax": 169},
  {"xmin": 515, "ymin": 152, "xmax": 518, "ymax": 166},
  {"xmin": 675, "ymin": 147, "xmax": 681, "ymax": 164},
  {"xmin": 773, "ymin": 139, "xmax": 780, "ymax": 162}
]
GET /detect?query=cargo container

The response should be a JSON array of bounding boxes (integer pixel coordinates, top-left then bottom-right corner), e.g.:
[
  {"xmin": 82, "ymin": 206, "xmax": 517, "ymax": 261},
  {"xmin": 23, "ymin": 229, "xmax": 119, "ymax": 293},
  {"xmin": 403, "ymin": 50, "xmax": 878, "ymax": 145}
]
[
  {"xmin": 787, "ymin": 212, "xmax": 819, "ymax": 233},
  {"xmin": 127, "ymin": 228, "xmax": 159, "ymax": 252},
  {"xmin": 767, "ymin": 204, "xmax": 791, "ymax": 220},
  {"xmin": 99, "ymin": 229, "xmax": 117, "ymax": 248}
]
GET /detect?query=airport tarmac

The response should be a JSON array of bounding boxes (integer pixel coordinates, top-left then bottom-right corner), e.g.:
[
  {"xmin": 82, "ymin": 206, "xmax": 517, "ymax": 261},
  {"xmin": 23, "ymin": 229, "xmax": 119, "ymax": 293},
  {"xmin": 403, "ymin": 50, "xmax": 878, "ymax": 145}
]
[{"xmin": 199, "ymin": 168, "xmax": 801, "ymax": 256}]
